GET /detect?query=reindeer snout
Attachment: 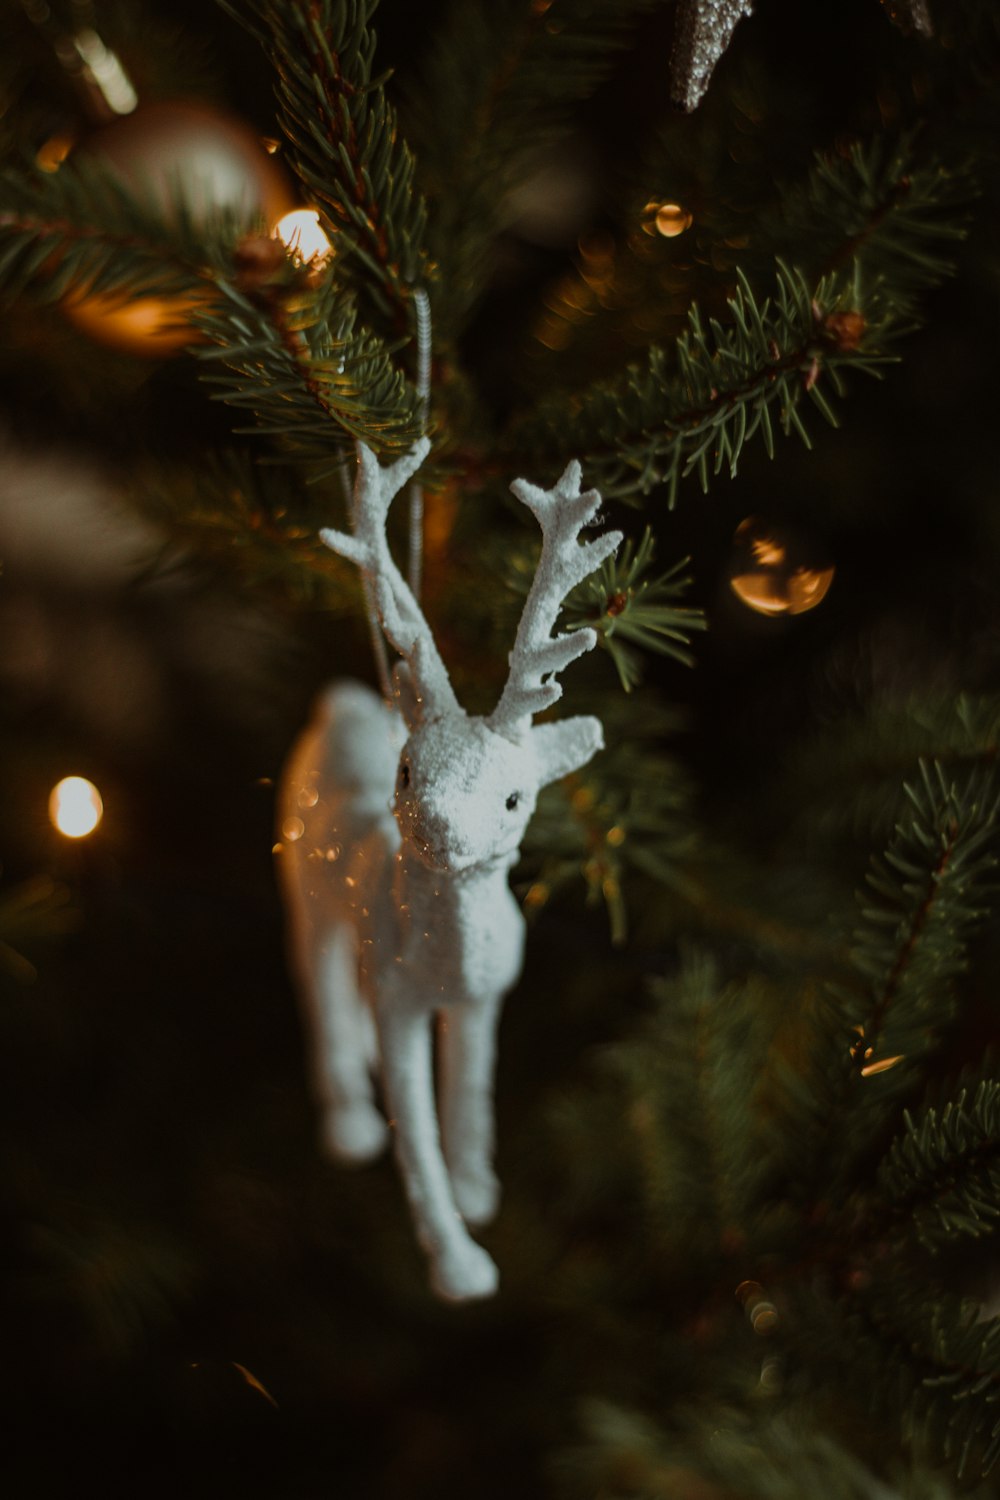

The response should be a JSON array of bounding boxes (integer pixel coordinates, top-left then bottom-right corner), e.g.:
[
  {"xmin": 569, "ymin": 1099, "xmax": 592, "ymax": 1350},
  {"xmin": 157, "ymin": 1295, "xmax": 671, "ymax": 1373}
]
[
  {"xmin": 397, "ymin": 794, "xmax": 480, "ymax": 870},
  {"xmin": 397, "ymin": 794, "xmax": 442, "ymax": 855}
]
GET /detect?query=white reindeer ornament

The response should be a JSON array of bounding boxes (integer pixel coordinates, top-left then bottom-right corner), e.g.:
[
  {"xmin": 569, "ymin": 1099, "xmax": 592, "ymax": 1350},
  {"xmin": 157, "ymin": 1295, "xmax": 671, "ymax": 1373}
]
[{"xmin": 278, "ymin": 439, "xmax": 621, "ymax": 1301}]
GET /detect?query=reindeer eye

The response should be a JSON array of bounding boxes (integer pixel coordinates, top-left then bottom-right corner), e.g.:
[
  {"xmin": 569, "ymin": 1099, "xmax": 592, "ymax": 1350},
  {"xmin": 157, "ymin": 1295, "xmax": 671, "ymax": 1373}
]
[
  {"xmin": 506, "ymin": 792, "xmax": 520, "ymax": 811},
  {"xmin": 399, "ymin": 762, "xmax": 410, "ymax": 789}
]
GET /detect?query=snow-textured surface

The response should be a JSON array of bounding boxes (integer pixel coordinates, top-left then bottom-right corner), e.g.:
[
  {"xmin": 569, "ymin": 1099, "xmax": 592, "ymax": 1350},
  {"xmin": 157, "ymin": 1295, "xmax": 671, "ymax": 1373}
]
[
  {"xmin": 670, "ymin": 0, "xmax": 754, "ymax": 111},
  {"xmin": 279, "ymin": 444, "xmax": 620, "ymax": 1300}
]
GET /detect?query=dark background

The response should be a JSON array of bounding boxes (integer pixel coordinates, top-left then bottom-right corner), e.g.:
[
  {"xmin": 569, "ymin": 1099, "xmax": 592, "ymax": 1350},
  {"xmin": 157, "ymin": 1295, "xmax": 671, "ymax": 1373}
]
[{"xmin": 0, "ymin": 1, "xmax": 997, "ymax": 1494}]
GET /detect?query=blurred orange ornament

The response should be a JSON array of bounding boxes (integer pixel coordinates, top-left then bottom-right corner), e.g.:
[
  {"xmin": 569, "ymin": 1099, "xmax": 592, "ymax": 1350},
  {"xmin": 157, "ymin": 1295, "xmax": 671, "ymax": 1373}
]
[
  {"xmin": 728, "ymin": 516, "xmax": 834, "ymax": 617},
  {"xmin": 59, "ymin": 101, "xmax": 295, "ymax": 356},
  {"xmin": 641, "ymin": 200, "xmax": 693, "ymax": 238}
]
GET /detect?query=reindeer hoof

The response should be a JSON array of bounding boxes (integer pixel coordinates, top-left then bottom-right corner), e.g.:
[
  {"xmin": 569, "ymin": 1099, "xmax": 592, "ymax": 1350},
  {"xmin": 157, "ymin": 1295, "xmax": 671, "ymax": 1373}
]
[
  {"xmin": 430, "ymin": 1241, "xmax": 499, "ymax": 1303},
  {"xmin": 321, "ymin": 1102, "xmax": 389, "ymax": 1164},
  {"xmin": 451, "ymin": 1169, "xmax": 501, "ymax": 1228}
]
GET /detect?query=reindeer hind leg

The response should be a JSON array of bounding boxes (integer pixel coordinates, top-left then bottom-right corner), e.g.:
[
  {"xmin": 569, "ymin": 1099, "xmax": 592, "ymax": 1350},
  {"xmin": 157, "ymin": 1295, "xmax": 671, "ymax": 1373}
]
[{"xmin": 303, "ymin": 919, "xmax": 388, "ymax": 1164}]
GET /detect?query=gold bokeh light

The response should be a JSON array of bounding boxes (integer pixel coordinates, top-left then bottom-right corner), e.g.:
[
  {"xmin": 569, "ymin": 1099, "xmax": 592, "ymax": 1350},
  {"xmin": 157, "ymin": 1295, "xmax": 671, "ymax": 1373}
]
[
  {"xmin": 729, "ymin": 516, "xmax": 835, "ymax": 618},
  {"xmin": 49, "ymin": 777, "xmax": 104, "ymax": 839},
  {"xmin": 36, "ymin": 134, "xmax": 75, "ymax": 173},
  {"xmin": 62, "ymin": 288, "xmax": 209, "ymax": 353},
  {"xmin": 642, "ymin": 200, "xmax": 693, "ymax": 238}
]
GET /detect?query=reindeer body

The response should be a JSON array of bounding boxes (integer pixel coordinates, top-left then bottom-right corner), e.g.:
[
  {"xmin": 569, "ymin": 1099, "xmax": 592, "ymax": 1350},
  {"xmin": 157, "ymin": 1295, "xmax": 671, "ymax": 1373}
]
[
  {"xmin": 279, "ymin": 681, "xmax": 402, "ymax": 1164},
  {"xmin": 278, "ymin": 439, "xmax": 621, "ymax": 1301}
]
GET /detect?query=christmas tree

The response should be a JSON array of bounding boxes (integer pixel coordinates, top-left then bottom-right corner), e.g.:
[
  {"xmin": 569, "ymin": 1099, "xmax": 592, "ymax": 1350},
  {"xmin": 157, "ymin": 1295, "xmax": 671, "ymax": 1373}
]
[{"xmin": 1, "ymin": 0, "xmax": 1000, "ymax": 1493}]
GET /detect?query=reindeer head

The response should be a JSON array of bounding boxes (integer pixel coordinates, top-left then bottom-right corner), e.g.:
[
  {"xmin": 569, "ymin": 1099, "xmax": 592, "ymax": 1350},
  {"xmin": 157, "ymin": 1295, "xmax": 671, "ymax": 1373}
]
[{"xmin": 321, "ymin": 442, "xmax": 622, "ymax": 875}]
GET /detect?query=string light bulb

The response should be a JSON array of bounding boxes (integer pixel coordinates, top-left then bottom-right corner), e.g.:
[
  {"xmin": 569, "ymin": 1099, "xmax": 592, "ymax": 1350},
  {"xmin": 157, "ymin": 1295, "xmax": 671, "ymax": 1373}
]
[
  {"xmin": 275, "ymin": 208, "xmax": 333, "ymax": 266},
  {"xmin": 49, "ymin": 777, "xmax": 103, "ymax": 839}
]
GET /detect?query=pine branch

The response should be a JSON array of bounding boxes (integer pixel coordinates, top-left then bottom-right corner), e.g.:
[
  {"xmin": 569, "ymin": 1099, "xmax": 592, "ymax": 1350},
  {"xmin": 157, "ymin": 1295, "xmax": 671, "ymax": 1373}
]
[
  {"xmin": 500, "ymin": 524, "xmax": 705, "ymax": 694},
  {"xmin": 0, "ymin": 9, "xmax": 63, "ymax": 167},
  {"xmin": 130, "ymin": 447, "xmax": 359, "ymax": 610},
  {"xmin": 0, "ymin": 875, "xmax": 76, "ymax": 986},
  {"xmin": 618, "ymin": 955, "xmax": 779, "ymax": 1247},
  {"xmin": 567, "ymin": 1400, "xmax": 952, "ymax": 1500},
  {"xmin": 0, "ymin": 156, "xmax": 423, "ymax": 467},
  {"xmin": 218, "ymin": 0, "xmax": 428, "ymax": 331},
  {"xmin": 0, "ymin": 156, "xmax": 238, "ymax": 306},
  {"xmin": 878, "ymin": 1081, "xmax": 1000, "ymax": 1253},
  {"xmin": 545, "ymin": 953, "xmax": 780, "ymax": 1260},
  {"xmin": 507, "ymin": 135, "xmax": 969, "ymax": 503},
  {"xmin": 918, "ymin": 1307, "xmax": 1000, "ymax": 1479},
  {"xmin": 780, "ymin": 694, "xmax": 1000, "ymax": 848},
  {"xmin": 404, "ymin": 0, "xmax": 657, "ymax": 336},
  {"xmin": 774, "ymin": 761, "xmax": 1000, "ymax": 1210},
  {"xmin": 194, "ymin": 271, "xmax": 424, "ymax": 469},
  {"xmin": 519, "ymin": 694, "xmax": 696, "ymax": 942},
  {"xmin": 843, "ymin": 760, "xmax": 1000, "ymax": 1087},
  {"xmin": 26, "ymin": 1213, "xmax": 195, "ymax": 1358},
  {"xmin": 508, "ymin": 260, "xmax": 894, "ymax": 503},
  {"xmin": 759, "ymin": 135, "xmax": 973, "ymax": 316},
  {"xmin": 844, "ymin": 1271, "xmax": 1000, "ymax": 1480},
  {"xmin": 561, "ymin": 528, "xmax": 706, "ymax": 688}
]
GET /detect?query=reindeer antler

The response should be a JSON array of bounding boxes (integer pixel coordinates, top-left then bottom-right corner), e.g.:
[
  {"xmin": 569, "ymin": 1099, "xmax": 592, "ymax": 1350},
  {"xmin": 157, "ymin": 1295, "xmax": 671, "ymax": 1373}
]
[
  {"xmin": 489, "ymin": 461, "xmax": 622, "ymax": 741},
  {"xmin": 320, "ymin": 439, "xmax": 459, "ymax": 720}
]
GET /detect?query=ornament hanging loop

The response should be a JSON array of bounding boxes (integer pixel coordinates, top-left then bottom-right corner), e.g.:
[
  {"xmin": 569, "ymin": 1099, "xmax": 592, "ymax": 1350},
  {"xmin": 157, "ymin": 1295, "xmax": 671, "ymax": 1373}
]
[{"xmin": 407, "ymin": 286, "xmax": 432, "ymax": 602}]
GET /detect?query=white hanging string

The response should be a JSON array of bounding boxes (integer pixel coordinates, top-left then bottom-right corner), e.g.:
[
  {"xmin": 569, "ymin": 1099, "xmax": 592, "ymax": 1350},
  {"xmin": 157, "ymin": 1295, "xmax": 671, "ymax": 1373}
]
[
  {"xmin": 336, "ymin": 288, "xmax": 431, "ymax": 703},
  {"xmin": 408, "ymin": 287, "xmax": 432, "ymax": 601}
]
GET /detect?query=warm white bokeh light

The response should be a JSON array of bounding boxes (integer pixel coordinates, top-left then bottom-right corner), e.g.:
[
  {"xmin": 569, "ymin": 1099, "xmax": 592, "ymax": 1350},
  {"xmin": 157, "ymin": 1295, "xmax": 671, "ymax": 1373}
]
[
  {"xmin": 72, "ymin": 29, "xmax": 139, "ymax": 116},
  {"xmin": 49, "ymin": 777, "xmax": 104, "ymax": 839},
  {"xmin": 275, "ymin": 208, "xmax": 333, "ymax": 265}
]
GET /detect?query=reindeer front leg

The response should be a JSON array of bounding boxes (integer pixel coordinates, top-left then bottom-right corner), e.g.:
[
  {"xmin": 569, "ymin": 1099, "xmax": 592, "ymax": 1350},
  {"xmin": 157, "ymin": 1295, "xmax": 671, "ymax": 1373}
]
[
  {"xmin": 377, "ymin": 992, "xmax": 500, "ymax": 1301},
  {"xmin": 439, "ymin": 996, "xmax": 503, "ymax": 1228}
]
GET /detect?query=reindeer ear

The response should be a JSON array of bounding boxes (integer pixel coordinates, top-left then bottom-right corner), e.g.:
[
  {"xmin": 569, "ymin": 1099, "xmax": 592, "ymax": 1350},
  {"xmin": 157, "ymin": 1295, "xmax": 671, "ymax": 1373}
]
[{"xmin": 532, "ymin": 716, "xmax": 605, "ymax": 786}]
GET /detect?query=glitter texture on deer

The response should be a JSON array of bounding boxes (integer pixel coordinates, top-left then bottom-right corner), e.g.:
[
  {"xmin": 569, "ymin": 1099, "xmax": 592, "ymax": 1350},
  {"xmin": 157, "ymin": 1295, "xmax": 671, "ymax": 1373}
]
[{"xmin": 278, "ymin": 438, "xmax": 621, "ymax": 1301}]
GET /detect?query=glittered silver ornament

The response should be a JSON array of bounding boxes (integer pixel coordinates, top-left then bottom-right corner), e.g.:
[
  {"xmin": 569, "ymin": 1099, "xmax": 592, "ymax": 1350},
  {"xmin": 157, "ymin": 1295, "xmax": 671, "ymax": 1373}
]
[
  {"xmin": 670, "ymin": 0, "xmax": 755, "ymax": 112},
  {"xmin": 670, "ymin": 0, "xmax": 934, "ymax": 113},
  {"xmin": 277, "ymin": 442, "xmax": 621, "ymax": 1301},
  {"xmin": 879, "ymin": 0, "xmax": 933, "ymax": 36}
]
